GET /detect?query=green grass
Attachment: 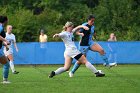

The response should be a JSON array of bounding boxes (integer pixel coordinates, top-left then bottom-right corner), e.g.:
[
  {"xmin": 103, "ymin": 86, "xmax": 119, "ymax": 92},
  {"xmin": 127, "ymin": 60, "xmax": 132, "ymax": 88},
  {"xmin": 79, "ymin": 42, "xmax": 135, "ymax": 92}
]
[{"xmin": 0, "ymin": 65, "xmax": 140, "ymax": 93}]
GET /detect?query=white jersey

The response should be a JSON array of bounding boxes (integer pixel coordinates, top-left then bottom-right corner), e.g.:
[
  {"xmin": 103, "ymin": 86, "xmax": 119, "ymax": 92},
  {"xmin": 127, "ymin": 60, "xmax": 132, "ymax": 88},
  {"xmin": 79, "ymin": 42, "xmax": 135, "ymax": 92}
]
[
  {"xmin": 59, "ymin": 31, "xmax": 76, "ymax": 50},
  {"xmin": 59, "ymin": 31, "xmax": 81, "ymax": 58},
  {"xmin": 4, "ymin": 33, "xmax": 16, "ymax": 55}
]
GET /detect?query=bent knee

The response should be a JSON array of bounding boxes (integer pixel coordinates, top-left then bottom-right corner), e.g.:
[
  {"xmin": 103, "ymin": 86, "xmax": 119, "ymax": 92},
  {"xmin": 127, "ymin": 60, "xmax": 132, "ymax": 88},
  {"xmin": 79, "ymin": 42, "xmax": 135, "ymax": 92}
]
[{"xmin": 79, "ymin": 59, "xmax": 88, "ymax": 64}]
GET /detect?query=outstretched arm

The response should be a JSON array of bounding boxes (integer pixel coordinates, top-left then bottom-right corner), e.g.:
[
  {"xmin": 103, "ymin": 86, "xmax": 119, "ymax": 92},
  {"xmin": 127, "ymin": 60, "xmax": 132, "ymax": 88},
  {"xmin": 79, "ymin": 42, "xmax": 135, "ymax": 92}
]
[
  {"xmin": 53, "ymin": 34, "xmax": 60, "ymax": 38},
  {"xmin": 53, "ymin": 32, "xmax": 66, "ymax": 38},
  {"xmin": 76, "ymin": 31, "xmax": 84, "ymax": 37},
  {"xmin": 72, "ymin": 25, "xmax": 89, "ymax": 33}
]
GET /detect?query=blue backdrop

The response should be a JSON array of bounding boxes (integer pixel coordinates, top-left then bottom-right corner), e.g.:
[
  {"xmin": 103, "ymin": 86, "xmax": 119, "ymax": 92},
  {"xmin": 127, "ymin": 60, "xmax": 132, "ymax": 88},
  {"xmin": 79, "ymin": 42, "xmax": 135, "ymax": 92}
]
[{"xmin": 13, "ymin": 42, "xmax": 140, "ymax": 64}]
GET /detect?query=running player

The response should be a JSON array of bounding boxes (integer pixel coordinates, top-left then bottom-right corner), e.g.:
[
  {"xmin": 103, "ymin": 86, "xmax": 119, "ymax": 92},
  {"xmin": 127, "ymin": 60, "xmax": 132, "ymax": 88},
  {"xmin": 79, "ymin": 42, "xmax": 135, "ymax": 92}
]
[
  {"xmin": 0, "ymin": 16, "xmax": 10, "ymax": 84},
  {"xmin": 48, "ymin": 22, "xmax": 105, "ymax": 78},
  {"xmin": 69, "ymin": 15, "xmax": 116, "ymax": 77},
  {"xmin": 4, "ymin": 25, "xmax": 19, "ymax": 74}
]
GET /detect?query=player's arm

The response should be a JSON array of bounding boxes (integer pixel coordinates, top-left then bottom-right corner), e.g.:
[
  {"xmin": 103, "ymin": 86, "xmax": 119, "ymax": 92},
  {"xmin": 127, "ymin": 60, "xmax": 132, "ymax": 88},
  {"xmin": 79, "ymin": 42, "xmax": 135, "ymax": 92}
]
[
  {"xmin": 72, "ymin": 25, "xmax": 89, "ymax": 33},
  {"xmin": 53, "ymin": 34, "xmax": 60, "ymax": 38},
  {"xmin": 76, "ymin": 31, "xmax": 84, "ymax": 37},
  {"xmin": 0, "ymin": 36, "xmax": 10, "ymax": 51},
  {"xmin": 53, "ymin": 32, "xmax": 66, "ymax": 38},
  {"xmin": 93, "ymin": 30, "xmax": 97, "ymax": 40},
  {"xmin": 0, "ymin": 36, "xmax": 10, "ymax": 47},
  {"xmin": 13, "ymin": 35, "xmax": 18, "ymax": 52},
  {"xmin": 14, "ymin": 42, "xmax": 18, "ymax": 52},
  {"xmin": 0, "ymin": 35, "xmax": 7, "ymax": 42}
]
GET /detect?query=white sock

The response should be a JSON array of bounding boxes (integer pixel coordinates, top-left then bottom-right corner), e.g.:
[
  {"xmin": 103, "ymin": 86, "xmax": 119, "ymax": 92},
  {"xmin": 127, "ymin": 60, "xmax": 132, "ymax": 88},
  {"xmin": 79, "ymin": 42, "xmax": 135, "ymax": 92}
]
[
  {"xmin": 9, "ymin": 61, "xmax": 15, "ymax": 72},
  {"xmin": 55, "ymin": 67, "xmax": 66, "ymax": 75},
  {"xmin": 85, "ymin": 62, "xmax": 98, "ymax": 74}
]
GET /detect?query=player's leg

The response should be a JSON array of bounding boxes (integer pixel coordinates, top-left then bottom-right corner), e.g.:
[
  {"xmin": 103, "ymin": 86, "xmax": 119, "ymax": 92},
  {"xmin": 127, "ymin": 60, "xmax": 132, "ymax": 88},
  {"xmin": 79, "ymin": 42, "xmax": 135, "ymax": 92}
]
[
  {"xmin": 70, "ymin": 46, "xmax": 88, "ymax": 76},
  {"xmin": 90, "ymin": 43, "xmax": 116, "ymax": 67},
  {"xmin": 7, "ymin": 54, "xmax": 19, "ymax": 74},
  {"xmin": 69, "ymin": 61, "xmax": 81, "ymax": 77},
  {"xmin": 76, "ymin": 54, "xmax": 105, "ymax": 77},
  {"xmin": 70, "ymin": 61, "xmax": 80, "ymax": 73},
  {"xmin": 90, "ymin": 43, "xmax": 107, "ymax": 63},
  {"xmin": 49, "ymin": 54, "xmax": 72, "ymax": 78},
  {"xmin": 55, "ymin": 55, "xmax": 72, "ymax": 75},
  {"xmin": 0, "ymin": 56, "xmax": 10, "ymax": 84}
]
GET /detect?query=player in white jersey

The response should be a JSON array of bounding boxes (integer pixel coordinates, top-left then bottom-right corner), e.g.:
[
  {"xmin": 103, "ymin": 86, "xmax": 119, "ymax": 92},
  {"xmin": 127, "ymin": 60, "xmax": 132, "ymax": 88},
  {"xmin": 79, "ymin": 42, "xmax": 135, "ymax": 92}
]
[
  {"xmin": 4, "ymin": 25, "xmax": 19, "ymax": 74},
  {"xmin": 49, "ymin": 22, "xmax": 105, "ymax": 78}
]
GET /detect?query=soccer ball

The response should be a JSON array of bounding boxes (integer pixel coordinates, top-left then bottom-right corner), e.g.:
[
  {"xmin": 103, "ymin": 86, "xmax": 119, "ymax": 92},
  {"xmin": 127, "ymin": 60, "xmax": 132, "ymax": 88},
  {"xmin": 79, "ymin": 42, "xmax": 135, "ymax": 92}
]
[{"xmin": 98, "ymin": 70, "xmax": 105, "ymax": 74}]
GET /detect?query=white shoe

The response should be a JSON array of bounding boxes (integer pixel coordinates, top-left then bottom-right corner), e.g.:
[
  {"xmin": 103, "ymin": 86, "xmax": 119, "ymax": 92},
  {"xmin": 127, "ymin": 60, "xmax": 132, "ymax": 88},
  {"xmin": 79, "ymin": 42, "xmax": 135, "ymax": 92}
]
[
  {"xmin": 1, "ymin": 80, "xmax": 11, "ymax": 84},
  {"xmin": 69, "ymin": 71, "xmax": 74, "ymax": 77},
  {"xmin": 103, "ymin": 62, "xmax": 117, "ymax": 67},
  {"xmin": 109, "ymin": 62, "xmax": 117, "ymax": 67}
]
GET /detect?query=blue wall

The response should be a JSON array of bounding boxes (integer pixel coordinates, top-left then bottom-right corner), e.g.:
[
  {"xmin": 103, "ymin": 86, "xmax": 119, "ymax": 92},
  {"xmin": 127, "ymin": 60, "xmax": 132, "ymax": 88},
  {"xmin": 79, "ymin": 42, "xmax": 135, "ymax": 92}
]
[{"xmin": 13, "ymin": 42, "xmax": 140, "ymax": 64}]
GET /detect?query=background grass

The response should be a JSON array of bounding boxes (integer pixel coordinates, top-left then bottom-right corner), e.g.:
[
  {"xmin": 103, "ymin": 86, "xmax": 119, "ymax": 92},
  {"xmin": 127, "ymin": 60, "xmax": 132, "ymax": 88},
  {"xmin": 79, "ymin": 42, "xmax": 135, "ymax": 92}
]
[{"xmin": 0, "ymin": 65, "xmax": 140, "ymax": 93}]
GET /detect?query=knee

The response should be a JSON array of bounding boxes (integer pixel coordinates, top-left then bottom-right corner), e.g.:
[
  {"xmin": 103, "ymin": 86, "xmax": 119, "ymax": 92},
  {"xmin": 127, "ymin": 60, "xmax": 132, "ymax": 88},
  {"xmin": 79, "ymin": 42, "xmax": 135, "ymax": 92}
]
[
  {"xmin": 80, "ymin": 59, "xmax": 87, "ymax": 64},
  {"xmin": 64, "ymin": 67, "xmax": 70, "ymax": 71},
  {"xmin": 65, "ymin": 68, "xmax": 70, "ymax": 71},
  {"xmin": 77, "ymin": 61, "xmax": 82, "ymax": 65}
]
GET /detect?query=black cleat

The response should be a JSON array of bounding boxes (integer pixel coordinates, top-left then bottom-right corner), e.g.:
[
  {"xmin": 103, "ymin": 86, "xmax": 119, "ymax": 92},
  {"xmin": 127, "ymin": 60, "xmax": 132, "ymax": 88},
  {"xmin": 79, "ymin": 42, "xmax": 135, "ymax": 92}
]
[
  {"xmin": 13, "ymin": 71, "xmax": 19, "ymax": 74},
  {"xmin": 95, "ymin": 72, "xmax": 105, "ymax": 77},
  {"xmin": 48, "ymin": 71, "xmax": 55, "ymax": 78}
]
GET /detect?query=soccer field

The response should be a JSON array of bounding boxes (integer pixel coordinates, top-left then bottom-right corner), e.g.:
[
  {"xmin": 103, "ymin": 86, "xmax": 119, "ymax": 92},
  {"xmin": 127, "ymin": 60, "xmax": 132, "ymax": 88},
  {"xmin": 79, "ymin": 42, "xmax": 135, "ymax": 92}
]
[{"xmin": 0, "ymin": 65, "xmax": 140, "ymax": 93}]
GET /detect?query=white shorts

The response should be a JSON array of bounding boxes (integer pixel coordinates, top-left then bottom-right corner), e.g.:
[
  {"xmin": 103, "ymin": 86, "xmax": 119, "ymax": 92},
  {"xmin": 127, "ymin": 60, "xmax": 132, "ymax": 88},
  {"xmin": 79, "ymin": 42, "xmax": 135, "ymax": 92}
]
[
  {"xmin": 64, "ymin": 48, "xmax": 81, "ymax": 58},
  {"xmin": 4, "ymin": 48, "xmax": 13, "ymax": 56}
]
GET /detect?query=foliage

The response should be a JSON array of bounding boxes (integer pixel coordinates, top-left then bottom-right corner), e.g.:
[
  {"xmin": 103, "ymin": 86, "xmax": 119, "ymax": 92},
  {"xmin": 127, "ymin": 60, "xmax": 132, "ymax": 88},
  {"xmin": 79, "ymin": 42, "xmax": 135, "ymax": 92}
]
[{"xmin": 0, "ymin": 0, "xmax": 139, "ymax": 42}]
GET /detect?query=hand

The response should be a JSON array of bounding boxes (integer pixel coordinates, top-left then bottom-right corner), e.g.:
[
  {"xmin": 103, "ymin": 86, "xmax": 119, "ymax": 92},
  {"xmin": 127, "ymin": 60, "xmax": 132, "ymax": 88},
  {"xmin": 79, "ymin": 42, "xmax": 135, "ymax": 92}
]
[
  {"xmin": 53, "ymin": 34, "xmax": 59, "ymax": 38},
  {"xmin": 79, "ymin": 33, "xmax": 84, "ymax": 37},
  {"xmin": 53, "ymin": 34, "xmax": 56, "ymax": 38},
  {"xmin": 3, "ymin": 41, "xmax": 10, "ymax": 46},
  {"xmin": 3, "ymin": 41, "xmax": 10, "ymax": 51},
  {"xmin": 83, "ymin": 26, "xmax": 89, "ymax": 30}
]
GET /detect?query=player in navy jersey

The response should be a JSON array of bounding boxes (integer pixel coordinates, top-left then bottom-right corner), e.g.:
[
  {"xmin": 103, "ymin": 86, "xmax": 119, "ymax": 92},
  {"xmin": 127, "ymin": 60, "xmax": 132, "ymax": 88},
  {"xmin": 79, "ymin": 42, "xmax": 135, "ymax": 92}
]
[
  {"xmin": 0, "ymin": 16, "xmax": 11, "ymax": 84},
  {"xmin": 69, "ymin": 15, "xmax": 117, "ymax": 77},
  {"xmin": 48, "ymin": 22, "xmax": 105, "ymax": 78}
]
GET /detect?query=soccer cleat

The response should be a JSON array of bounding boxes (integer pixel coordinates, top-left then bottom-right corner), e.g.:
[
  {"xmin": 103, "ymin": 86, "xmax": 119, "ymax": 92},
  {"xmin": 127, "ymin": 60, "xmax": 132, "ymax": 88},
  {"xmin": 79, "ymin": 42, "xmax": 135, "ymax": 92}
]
[
  {"xmin": 1, "ymin": 80, "xmax": 11, "ymax": 84},
  {"xmin": 13, "ymin": 71, "xmax": 19, "ymax": 74},
  {"xmin": 48, "ymin": 71, "xmax": 55, "ymax": 78},
  {"xmin": 103, "ymin": 62, "xmax": 117, "ymax": 67},
  {"xmin": 69, "ymin": 71, "xmax": 74, "ymax": 77},
  {"xmin": 95, "ymin": 71, "xmax": 105, "ymax": 77},
  {"xmin": 109, "ymin": 62, "xmax": 117, "ymax": 67}
]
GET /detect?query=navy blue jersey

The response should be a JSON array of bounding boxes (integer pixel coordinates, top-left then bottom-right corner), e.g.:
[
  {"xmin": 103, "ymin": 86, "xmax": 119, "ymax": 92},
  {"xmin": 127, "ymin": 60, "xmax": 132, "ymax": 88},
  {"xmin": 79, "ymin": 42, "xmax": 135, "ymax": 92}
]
[
  {"xmin": 0, "ymin": 24, "xmax": 6, "ymax": 48},
  {"xmin": 79, "ymin": 22, "xmax": 95, "ymax": 46}
]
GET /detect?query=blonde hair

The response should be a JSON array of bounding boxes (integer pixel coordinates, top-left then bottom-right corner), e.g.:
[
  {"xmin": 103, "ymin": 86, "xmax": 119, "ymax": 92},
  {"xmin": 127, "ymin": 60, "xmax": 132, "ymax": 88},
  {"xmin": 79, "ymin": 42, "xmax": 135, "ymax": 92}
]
[{"xmin": 63, "ymin": 21, "xmax": 74, "ymax": 31}]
